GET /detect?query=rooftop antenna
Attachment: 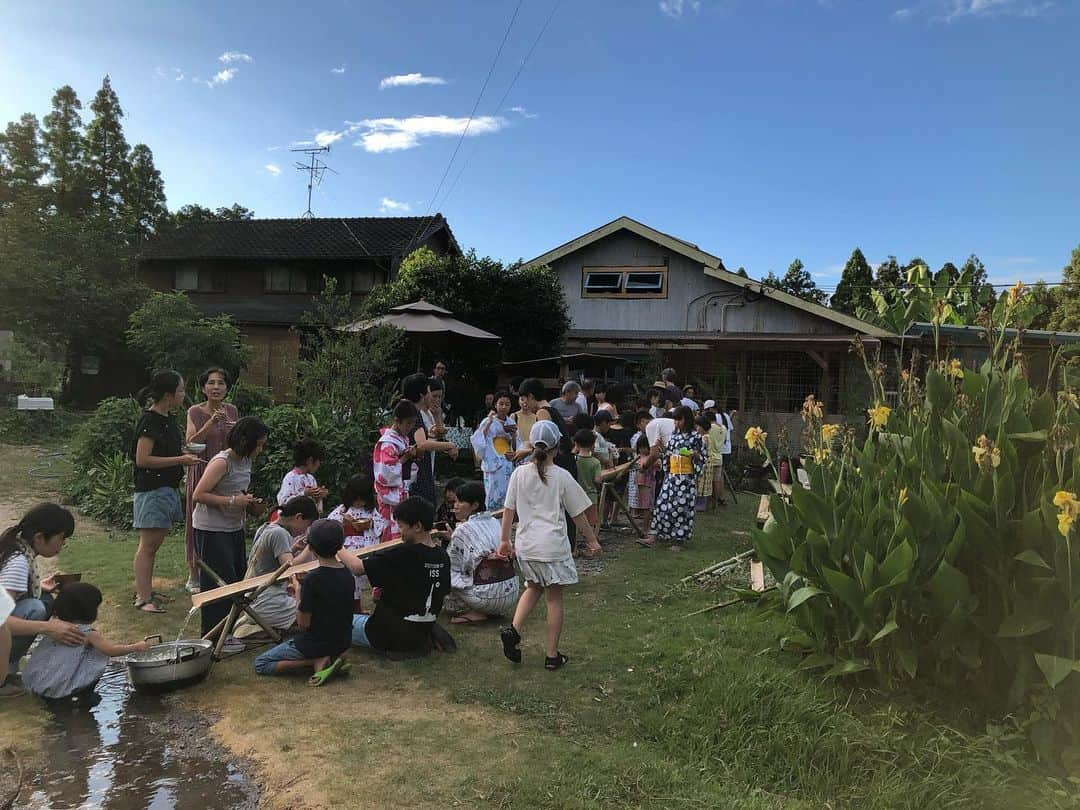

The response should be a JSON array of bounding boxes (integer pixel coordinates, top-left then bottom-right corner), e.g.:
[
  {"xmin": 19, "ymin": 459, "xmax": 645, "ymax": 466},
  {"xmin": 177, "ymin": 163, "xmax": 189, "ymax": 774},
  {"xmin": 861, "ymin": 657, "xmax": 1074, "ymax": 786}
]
[{"xmin": 290, "ymin": 145, "xmax": 338, "ymax": 218}]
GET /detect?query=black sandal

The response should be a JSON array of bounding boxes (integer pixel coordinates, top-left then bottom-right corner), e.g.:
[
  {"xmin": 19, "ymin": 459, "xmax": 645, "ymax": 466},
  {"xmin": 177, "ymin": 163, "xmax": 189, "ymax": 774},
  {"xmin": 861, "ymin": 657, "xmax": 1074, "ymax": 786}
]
[
  {"xmin": 500, "ymin": 625, "xmax": 522, "ymax": 663},
  {"xmin": 544, "ymin": 652, "xmax": 569, "ymax": 670}
]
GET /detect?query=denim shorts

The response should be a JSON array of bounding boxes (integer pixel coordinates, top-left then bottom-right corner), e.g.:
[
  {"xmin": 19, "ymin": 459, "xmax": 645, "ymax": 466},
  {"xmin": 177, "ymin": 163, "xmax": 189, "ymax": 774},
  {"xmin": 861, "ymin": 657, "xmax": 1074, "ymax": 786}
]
[
  {"xmin": 133, "ymin": 487, "xmax": 183, "ymax": 529},
  {"xmin": 253, "ymin": 638, "xmax": 309, "ymax": 675}
]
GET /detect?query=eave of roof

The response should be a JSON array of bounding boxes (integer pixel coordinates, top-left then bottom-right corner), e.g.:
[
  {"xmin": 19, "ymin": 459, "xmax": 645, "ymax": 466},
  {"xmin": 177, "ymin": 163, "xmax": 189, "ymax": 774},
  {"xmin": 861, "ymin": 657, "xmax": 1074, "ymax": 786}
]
[
  {"xmin": 524, "ymin": 216, "xmax": 894, "ymax": 339},
  {"xmin": 906, "ymin": 322, "xmax": 1080, "ymax": 345}
]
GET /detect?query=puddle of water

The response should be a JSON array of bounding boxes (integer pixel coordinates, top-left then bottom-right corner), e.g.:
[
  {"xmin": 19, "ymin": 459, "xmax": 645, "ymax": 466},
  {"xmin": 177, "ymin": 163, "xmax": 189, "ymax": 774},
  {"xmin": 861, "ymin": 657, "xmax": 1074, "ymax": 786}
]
[{"xmin": 17, "ymin": 664, "xmax": 257, "ymax": 810}]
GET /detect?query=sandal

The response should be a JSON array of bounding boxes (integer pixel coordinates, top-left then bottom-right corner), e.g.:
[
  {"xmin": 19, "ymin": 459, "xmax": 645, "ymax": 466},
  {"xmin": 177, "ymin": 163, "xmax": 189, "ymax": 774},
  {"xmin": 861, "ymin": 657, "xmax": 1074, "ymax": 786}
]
[
  {"xmin": 308, "ymin": 657, "xmax": 345, "ymax": 687},
  {"xmin": 544, "ymin": 652, "xmax": 569, "ymax": 671},
  {"xmin": 500, "ymin": 625, "xmax": 522, "ymax": 664},
  {"xmin": 133, "ymin": 600, "xmax": 166, "ymax": 614},
  {"xmin": 635, "ymin": 537, "xmax": 657, "ymax": 548}
]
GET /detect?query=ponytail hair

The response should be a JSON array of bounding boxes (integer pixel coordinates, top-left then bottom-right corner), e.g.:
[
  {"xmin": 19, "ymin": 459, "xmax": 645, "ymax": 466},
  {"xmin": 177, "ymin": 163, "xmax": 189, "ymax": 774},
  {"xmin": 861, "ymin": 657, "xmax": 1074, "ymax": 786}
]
[
  {"xmin": 137, "ymin": 370, "xmax": 183, "ymax": 407},
  {"xmin": 0, "ymin": 502, "xmax": 75, "ymax": 569},
  {"xmin": 532, "ymin": 444, "xmax": 551, "ymax": 485}
]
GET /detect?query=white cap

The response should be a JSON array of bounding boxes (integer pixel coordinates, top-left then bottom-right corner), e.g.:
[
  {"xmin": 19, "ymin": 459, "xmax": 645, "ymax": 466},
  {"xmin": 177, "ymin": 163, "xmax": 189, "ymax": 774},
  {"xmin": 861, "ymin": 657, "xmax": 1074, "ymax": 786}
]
[
  {"xmin": 529, "ymin": 419, "xmax": 562, "ymax": 450},
  {"xmin": 703, "ymin": 399, "xmax": 716, "ymax": 409}
]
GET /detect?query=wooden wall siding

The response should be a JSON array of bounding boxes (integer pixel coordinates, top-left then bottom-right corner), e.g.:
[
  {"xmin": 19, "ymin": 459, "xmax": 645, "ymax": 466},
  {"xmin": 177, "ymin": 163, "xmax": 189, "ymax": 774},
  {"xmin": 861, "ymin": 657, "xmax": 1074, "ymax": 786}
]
[
  {"xmin": 550, "ymin": 229, "xmax": 840, "ymax": 335},
  {"xmin": 241, "ymin": 326, "xmax": 299, "ymax": 402}
]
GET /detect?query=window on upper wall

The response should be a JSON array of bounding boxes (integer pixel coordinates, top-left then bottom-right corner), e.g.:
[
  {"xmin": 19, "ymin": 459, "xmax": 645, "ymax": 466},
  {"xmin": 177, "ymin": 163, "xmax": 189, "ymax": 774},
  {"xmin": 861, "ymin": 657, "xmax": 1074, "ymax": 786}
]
[
  {"xmin": 580, "ymin": 266, "xmax": 668, "ymax": 299},
  {"xmin": 264, "ymin": 266, "xmax": 308, "ymax": 293},
  {"xmin": 174, "ymin": 266, "xmax": 225, "ymax": 292},
  {"xmin": 351, "ymin": 267, "xmax": 382, "ymax": 293}
]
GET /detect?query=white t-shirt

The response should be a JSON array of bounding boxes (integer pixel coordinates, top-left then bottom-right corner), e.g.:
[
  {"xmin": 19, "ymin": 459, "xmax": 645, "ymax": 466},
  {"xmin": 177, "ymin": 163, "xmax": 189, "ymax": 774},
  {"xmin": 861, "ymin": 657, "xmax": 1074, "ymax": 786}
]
[
  {"xmin": 645, "ymin": 417, "xmax": 676, "ymax": 450},
  {"xmin": 505, "ymin": 463, "xmax": 592, "ymax": 562},
  {"xmin": 0, "ymin": 553, "xmax": 32, "ymax": 599},
  {"xmin": 718, "ymin": 412, "xmax": 733, "ymax": 454},
  {"xmin": 575, "ymin": 392, "xmax": 588, "ymax": 413},
  {"xmin": 681, "ymin": 397, "xmax": 700, "ymax": 412}
]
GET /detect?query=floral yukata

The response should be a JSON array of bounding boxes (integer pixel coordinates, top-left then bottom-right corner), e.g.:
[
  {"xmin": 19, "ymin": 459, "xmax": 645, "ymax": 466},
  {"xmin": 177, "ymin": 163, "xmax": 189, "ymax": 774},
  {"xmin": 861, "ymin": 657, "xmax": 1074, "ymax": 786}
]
[
  {"xmin": 327, "ymin": 504, "xmax": 387, "ymax": 601},
  {"xmin": 470, "ymin": 414, "xmax": 516, "ymax": 511},
  {"xmin": 651, "ymin": 429, "xmax": 705, "ymax": 544},
  {"xmin": 374, "ymin": 427, "xmax": 410, "ymax": 542}
]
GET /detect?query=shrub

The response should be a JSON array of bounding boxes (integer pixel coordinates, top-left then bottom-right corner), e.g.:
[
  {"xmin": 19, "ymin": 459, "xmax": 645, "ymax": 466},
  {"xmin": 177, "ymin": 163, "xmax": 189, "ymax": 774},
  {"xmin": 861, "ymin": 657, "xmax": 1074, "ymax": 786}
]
[
  {"xmin": 0, "ymin": 407, "xmax": 82, "ymax": 445},
  {"xmin": 69, "ymin": 397, "xmax": 142, "ymax": 476},
  {"xmin": 77, "ymin": 451, "xmax": 135, "ymax": 528},
  {"xmin": 249, "ymin": 401, "xmax": 381, "ymax": 508},
  {"xmin": 227, "ymin": 379, "xmax": 273, "ymax": 416},
  {"xmin": 750, "ymin": 284, "xmax": 1080, "ymax": 767}
]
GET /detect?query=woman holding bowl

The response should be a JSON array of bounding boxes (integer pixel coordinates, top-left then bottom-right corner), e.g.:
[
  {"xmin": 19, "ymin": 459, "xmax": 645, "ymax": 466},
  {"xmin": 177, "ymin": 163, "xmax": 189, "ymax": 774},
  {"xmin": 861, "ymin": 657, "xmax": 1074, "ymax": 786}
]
[{"xmin": 184, "ymin": 368, "xmax": 239, "ymax": 594}]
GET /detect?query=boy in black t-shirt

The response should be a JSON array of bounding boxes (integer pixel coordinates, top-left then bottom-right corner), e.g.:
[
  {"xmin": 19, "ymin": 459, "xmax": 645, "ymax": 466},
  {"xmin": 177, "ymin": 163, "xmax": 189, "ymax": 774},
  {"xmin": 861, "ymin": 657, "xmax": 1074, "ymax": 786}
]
[
  {"xmin": 253, "ymin": 520, "xmax": 354, "ymax": 685},
  {"xmin": 344, "ymin": 497, "xmax": 455, "ymax": 657}
]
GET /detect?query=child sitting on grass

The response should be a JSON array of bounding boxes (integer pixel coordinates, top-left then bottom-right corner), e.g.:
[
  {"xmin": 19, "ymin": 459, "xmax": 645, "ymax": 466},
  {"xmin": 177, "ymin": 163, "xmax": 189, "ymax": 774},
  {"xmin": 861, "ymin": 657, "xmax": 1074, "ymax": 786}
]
[
  {"xmin": 327, "ymin": 474, "xmax": 387, "ymax": 613},
  {"xmin": 21, "ymin": 583, "xmax": 152, "ymax": 700},
  {"xmin": 254, "ymin": 520, "xmax": 354, "ymax": 686},
  {"xmin": 572, "ymin": 429, "xmax": 603, "ymax": 539},
  {"xmin": 344, "ymin": 497, "xmax": 456, "ymax": 658},
  {"xmin": 499, "ymin": 421, "xmax": 601, "ymax": 671}
]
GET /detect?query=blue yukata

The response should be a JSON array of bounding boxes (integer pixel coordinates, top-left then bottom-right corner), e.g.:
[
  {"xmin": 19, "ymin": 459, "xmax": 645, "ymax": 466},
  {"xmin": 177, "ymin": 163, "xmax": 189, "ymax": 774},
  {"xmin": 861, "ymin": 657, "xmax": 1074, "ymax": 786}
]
[{"xmin": 470, "ymin": 414, "xmax": 516, "ymax": 511}]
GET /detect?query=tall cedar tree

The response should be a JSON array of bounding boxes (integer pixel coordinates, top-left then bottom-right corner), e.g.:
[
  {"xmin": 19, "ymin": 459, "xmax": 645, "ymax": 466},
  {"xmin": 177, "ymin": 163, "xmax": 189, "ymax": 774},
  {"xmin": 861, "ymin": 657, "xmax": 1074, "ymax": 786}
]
[
  {"xmin": 0, "ymin": 113, "xmax": 46, "ymax": 208},
  {"xmin": 83, "ymin": 76, "xmax": 130, "ymax": 217},
  {"xmin": 125, "ymin": 144, "xmax": 167, "ymax": 238},
  {"xmin": 936, "ymin": 261, "xmax": 960, "ymax": 285},
  {"xmin": 830, "ymin": 248, "xmax": 873, "ymax": 315},
  {"xmin": 764, "ymin": 259, "xmax": 826, "ymax": 304},
  {"xmin": 42, "ymin": 85, "xmax": 86, "ymax": 215},
  {"xmin": 1048, "ymin": 247, "xmax": 1080, "ymax": 332},
  {"xmin": 165, "ymin": 203, "xmax": 254, "ymax": 230}
]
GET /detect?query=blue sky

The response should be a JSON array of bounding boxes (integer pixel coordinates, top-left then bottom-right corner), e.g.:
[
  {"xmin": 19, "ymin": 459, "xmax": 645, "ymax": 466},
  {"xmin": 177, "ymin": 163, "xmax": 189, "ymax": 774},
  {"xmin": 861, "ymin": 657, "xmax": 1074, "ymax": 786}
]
[{"xmin": 1, "ymin": 0, "xmax": 1078, "ymax": 290}]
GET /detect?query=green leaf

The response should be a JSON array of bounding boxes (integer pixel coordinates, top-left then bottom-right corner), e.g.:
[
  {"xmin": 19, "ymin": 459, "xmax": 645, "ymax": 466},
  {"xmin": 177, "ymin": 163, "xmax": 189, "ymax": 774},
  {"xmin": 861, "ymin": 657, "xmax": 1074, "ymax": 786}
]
[
  {"xmin": 1035, "ymin": 653, "xmax": 1078, "ymax": 688},
  {"xmin": 796, "ymin": 652, "xmax": 834, "ymax": 671},
  {"xmin": 896, "ymin": 644, "xmax": 918, "ymax": 679},
  {"xmin": 1014, "ymin": 549, "xmax": 1053, "ymax": 570},
  {"xmin": 787, "ymin": 586, "xmax": 827, "ymax": 612},
  {"xmin": 926, "ymin": 370, "xmax": 953, "ymax": 412},
  {"xmin": 790, "ymin": 483, "xmax": 833, "ymax": 537},
  {"xmin": 879, "ymin": 540, "xmax": 915, "ymax": 587},
  {"xmin": 1006, "ymin": 430, "xmax": 1048, "ymax": 443},
  {"xmin": 823, "ymin": 658, "xmax": 871, "ymax": 679},
  {"xmin": 1030, "ymin": 392, "xmax": 1055, "ymax": 431},
  {"xmin": 997, "ymin": 613, "xmax": 1053, "ymax": 638},
  {"xmin": 870, "ymin": 620, "xmax": 899, "ymax": 645},
  {"xmin": 821, "ymin": 566, "xmax": 869, "ymax": 624},
  {"xmin": 928, "ymin": 560, "xmax": 970, "ymax": 615}
]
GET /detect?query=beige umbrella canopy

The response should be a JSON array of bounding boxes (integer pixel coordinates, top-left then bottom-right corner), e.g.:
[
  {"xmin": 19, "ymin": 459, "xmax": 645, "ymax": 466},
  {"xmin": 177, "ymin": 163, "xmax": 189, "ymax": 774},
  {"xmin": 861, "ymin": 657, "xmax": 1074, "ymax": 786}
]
[{"xmin": 340, "ymin": 299, "xmax": 500, "ymax": 369}]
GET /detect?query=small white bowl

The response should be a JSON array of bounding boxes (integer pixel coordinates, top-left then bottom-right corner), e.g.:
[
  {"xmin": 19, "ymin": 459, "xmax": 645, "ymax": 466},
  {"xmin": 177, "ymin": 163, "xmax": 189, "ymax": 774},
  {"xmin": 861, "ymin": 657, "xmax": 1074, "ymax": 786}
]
[{"xmin": 185, "ymin": 443, "xmax": 207, "ymax": 454}]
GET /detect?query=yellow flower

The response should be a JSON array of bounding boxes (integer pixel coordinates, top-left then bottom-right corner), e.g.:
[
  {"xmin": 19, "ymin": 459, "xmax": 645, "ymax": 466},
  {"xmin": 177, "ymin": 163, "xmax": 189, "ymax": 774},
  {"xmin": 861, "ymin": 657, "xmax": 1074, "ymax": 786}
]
[
  {"xmin": 1059, "ymin": 511, "xmax": 1075, "ymax": 537},
  {"xmin": 990, "ymin": 447, "xmax": 1001, "ymax": 468},
  {"xmin": 1053, "ymin": 490, "xmax": 1080, "ymax": 514},
  {"xmin": 900, "ymin": 369, "xmax": 911, "ymax": 383},
  {"xmin": 1008, "ymin": 280, "xmax": 1026, "ymax": 305},
  {"xmin": 821, "ymin": 423, "xmax": 840, "ymax": 442},
  {"xmin": 867, "ymin": 405, "xmax": 891, "ymax": 430},
  {"xmin": 947, "ymin": 359, "xmax": 964, "ymax": 379},
  {"xmin": 745, "ymin": 426, "xmax": 768, "ymax": 452},
  {"xmin": 898, "ymin": 487, "xmax": 909, "ymax": 507}
]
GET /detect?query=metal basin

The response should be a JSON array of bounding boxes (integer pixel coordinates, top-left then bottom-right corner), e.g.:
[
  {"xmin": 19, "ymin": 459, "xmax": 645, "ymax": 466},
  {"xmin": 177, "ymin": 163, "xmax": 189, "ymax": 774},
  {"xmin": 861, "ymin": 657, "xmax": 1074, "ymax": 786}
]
[{"xmin": 126, "ymin": 638, "xmax": 214, "ymax": 692}]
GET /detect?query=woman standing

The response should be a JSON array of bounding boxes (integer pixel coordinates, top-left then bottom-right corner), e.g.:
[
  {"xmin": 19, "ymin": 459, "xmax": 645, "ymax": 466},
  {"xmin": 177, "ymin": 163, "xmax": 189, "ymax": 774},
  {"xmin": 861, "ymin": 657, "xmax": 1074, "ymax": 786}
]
[
  {"xmin": 470, "ymin": 392, "xmax": 516, "ymax": 511},
  {"xmin": 401, "ymin": 373, "xmax": 458, "ymax": 508},
  {"xmin": 184, "ymin": 368, "xmax": 239, "ymax": 594},
  {"xmin": 192, "ymin": 416, "xmax": 270, "ymax": 644},
  {"xmin": 133, "ymin": 371, "xmax": 201, "ymax": 614},
  {"xmin": 645, "ymin": 406, "xmax": 704, "ymax": 551}
]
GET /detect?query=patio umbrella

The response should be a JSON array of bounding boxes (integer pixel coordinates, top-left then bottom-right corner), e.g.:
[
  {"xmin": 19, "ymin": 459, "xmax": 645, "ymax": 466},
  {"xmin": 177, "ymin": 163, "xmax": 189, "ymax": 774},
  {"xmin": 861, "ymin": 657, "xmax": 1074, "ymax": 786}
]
[{"xmin": 340, "ymin": 299, "xmax": 500, "ymax": 370}]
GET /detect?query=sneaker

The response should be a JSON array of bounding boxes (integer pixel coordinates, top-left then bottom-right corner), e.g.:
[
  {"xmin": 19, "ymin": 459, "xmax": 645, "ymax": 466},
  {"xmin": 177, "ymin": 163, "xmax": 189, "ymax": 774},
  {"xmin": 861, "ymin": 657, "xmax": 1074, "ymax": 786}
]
[
  {"xmin": 221, "ymin": 637, "xmax": 246, "ymax": 655},
  {"xmin": 184, "ymin": 579, "xmax": 201, "ymax": 594}
]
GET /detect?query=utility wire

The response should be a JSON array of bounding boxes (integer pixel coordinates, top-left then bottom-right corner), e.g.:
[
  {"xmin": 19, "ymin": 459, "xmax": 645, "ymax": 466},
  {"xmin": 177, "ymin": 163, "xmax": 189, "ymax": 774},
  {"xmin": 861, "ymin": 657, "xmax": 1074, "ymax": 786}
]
[{"xmin": 405, "ymin": 0, "xmax": 525, "ymax": 252}]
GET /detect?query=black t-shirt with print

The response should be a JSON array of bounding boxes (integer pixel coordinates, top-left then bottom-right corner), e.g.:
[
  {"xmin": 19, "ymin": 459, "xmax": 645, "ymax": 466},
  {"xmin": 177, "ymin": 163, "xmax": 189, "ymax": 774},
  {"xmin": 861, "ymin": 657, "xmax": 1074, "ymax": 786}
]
[
  {"xmin": 294, "ymin": 565, "xmax": 355, "ymax": 659},
  {"xmin": 132, "ymin": 409, "xmax": 183, "ymax": 492},
  {"xmin": 363, "ymin": 542, "xmax": 450, "ymax": 652}
]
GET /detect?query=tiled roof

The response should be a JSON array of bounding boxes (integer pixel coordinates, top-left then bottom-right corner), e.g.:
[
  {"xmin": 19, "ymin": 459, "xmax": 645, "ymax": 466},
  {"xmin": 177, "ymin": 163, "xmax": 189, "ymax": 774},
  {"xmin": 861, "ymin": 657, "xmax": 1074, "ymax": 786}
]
[{"xmin": 141, "ymin": 215, "xmax": 457, "ymax": 261}]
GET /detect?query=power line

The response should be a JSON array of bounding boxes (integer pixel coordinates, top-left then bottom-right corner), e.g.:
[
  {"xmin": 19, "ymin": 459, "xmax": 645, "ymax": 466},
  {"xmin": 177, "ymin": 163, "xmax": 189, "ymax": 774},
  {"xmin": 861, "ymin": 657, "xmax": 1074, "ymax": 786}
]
[
  {"xmin": 437, "ymin": 0, "xmax": 563, "ymax": 211},
  {"xmin": 404, "ymin": 0, "xmax": 525, "ymax": 252}
]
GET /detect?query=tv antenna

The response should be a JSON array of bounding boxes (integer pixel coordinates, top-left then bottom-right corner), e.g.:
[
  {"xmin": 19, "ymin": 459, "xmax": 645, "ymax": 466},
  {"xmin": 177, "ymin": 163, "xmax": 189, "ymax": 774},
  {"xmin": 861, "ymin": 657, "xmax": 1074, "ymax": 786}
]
[{"xmin": 290, "ymin": 145, "xmax": 338, "ymax": 218}]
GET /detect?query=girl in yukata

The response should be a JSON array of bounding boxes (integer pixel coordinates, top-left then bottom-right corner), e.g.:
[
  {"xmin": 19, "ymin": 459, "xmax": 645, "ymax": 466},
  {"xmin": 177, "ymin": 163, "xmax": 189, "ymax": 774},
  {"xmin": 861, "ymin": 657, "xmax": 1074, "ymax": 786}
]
[
  {"xmin": 373, "ymin": 401, "xmax": 418, "ymax": 542},
  {"xmin": 470, "ymin": 391, "xmax": 517, "ymax": 511},
  {"xmin": 327, "ymin": 473, "xmax": 387, "ymax": 611}
]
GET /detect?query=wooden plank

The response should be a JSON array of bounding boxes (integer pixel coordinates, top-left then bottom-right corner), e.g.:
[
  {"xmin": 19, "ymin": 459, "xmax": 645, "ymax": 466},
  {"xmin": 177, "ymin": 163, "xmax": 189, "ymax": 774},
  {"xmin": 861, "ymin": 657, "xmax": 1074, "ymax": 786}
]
[
  {"xmin": 191, "ymin": 539, "xmax": 402, "ymax": 609},
  {"xmin": 756, "ymin": 495, "xmax": 771, "ymax": 528},
  {"xmin": 600, "ymin": 460, "xmax": 634, "ymax": 482}
]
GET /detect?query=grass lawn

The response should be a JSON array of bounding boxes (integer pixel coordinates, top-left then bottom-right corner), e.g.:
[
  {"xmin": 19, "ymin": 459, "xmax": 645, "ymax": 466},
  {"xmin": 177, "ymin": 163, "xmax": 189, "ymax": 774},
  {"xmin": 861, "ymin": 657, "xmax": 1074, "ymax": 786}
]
[{"xmin": 2, "ymin": 440, "xmax": 1074, "ymax": 809}]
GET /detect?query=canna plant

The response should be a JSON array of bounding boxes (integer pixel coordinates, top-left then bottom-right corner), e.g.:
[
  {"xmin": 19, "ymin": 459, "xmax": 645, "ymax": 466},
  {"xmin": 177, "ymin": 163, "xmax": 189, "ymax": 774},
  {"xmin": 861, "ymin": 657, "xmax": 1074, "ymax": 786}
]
[{"xmin": 750, "ymin": 281, "xmax": 1080, "ymax": 764}]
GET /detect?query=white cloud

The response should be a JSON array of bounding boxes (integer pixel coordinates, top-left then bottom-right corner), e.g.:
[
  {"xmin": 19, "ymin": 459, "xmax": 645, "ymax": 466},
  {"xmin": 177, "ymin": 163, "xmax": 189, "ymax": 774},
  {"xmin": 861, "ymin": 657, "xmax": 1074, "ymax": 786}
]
[
  {"xmin": 219, "ymin": 51, "xmax": 253, "ymax": 64},
  {"xmin": 204, "ymin": 68, "xmax": 238, "ymax": 88},
  {"xmin": 897, "ymin": 0, "xmax": 1056, "ymax": 21},
  {"xmin": 351, "ymin": 114, "xmax": 508, "ymax": 153},
  {"xmin": 155, "ymin": 66, "xmax": 185, "ymax": 81},
  {"xmin": 507, "ymin": 105, "xmax": 538, "ymax": 119},
  {"xmin": 659, "ymin": 0, "xmax": 701, "ymax": 19},
  {"xmin": 331, "ymin": 65, "xmax": 346, "ymax": 75},
  {"xmin": 379, "ymin": 197, "xmax": 411, "ymax": 214},
  {"xmin": 267, "ymin": 146, "xmax": 280, "ymax": 152},
  {"xmin": 892, "ymin": 7, "xmax": 915, "ymax": 19},
  {"xmin": 314, "ymin": 130, "xmax": 344, "ymax": 147},
  {"xmin": 173, "ymin": 68, "xmax": 185, "ymax": 81},
  {"xmin": 379, "ymin": 73, "xmax": 447, "ymax": 90},
  {"xmin": 290, "ymin": 139, "xmax": 315, "ymax": 147},
  {"xmin": 264, "ymin": 164, "xmax": 281, "ymax": 176}
]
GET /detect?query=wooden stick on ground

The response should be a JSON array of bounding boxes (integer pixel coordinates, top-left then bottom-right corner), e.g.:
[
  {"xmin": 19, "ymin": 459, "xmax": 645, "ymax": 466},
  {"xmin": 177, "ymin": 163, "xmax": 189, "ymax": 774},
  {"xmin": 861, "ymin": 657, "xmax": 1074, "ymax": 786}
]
[
  {"xmin": 680, "ymin": 549, "xmax": 757, "ymax": 583},
  {"xmin": 683, "ymin": 586, "xmax": 776, "ymax": 618}
]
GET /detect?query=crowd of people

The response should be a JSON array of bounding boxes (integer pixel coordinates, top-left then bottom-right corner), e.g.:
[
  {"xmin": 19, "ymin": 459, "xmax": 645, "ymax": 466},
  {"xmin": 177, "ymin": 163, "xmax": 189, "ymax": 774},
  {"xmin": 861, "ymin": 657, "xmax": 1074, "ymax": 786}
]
[{"xmin": 0, "ymin": 361, "xmax": 735, "ymax": 698}]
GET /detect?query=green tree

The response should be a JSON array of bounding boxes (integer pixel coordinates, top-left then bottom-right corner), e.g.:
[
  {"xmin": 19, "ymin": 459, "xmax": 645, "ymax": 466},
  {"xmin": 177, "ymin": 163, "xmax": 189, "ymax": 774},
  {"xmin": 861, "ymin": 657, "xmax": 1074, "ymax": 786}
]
[
  {"xmin": 936, "ymin": 261, "xmax": 960, "ymax": 286},
  {"xmin": 830, "ymin": 248, "xmax": 873, "ymax": 315},
  {"xmin": 1047, "ymin": 246, "xmax": 1080, "ymax": 332},
  {"xmin": 166, "ymin": 203, "xmax": 254, "ymax": 229},
  {"xmin": 363, "ymin": 247, "xmax": 570, "ymax": 362},
  {"xmin": 124, "ymin": 144, "xmax": 167, "ymax": 238},
  {"xmin": 42, "ymin": 85, "xmax": 86, "ymax": 215},
  {"xmin": 876, "ymin": 256, "xmax": 903, "ymax": 288},
  {"xmin": 0, "ymin": 113, "xmax": 46, "ymax": 208},
  {"xmin": 765, "ymin": 259, "xmax": 826, "ymax": 305},
  {"xmin": 735, "ymin": 266, "xmax": 749, "ymax": 278},
  {"xmin": 1027, "ymin": 279, "xmax": 1057, "ymax": 331},
  {"xmin": 126, "ymin": 291, "xmax": 250, "ymax": 385},
  {"xmin": 83, "ymin": 75, "xmax": 130, "ymax": 217}
]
